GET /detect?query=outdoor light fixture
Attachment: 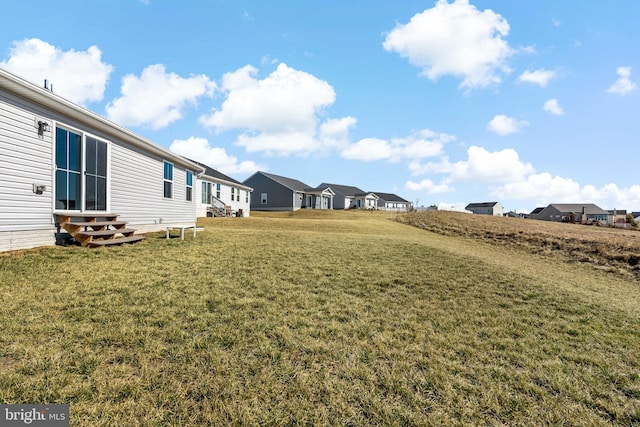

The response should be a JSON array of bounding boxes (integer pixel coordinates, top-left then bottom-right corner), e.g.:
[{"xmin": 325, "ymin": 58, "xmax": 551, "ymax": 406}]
[{"xmin": 37, "ymin": 120, "xmax": 49, "ymax": 135}]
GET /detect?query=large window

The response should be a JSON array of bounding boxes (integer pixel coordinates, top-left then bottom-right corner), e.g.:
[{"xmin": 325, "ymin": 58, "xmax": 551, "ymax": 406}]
[
  {"xmin": 85, "ymin": 137, "xmax": 107, "ymax": 211},
  {"xmin": 55, "ymin": 127, "xmax": 82, "ymax": 210},
  {"xmin": 246, "ymin": 190, "xmax": 249, "ymax": 203},
  {"xmin": 261, "ymin": 193, "xmax": 268, "ymax": 204},
  {"xmin": 186, "ymin": 171, "xmax": 193, "ymax": 202},
  {"xmin": 55, "ymin": 127, "xmax": 107, "ymax": 211},
  {"xmin": 202, "ymin": 182, "xmax": 211, "ymax": 204},
  {"xmin": 164, "ymin": 161, "xmax": 173, "ymax": 199},
  {"xmin": 216, "ymin": 183, "xmax": 221, "ymax": 199},
  {"xmin": 231, "ymin": 187, "xmax": 235, "ymax": 202}
]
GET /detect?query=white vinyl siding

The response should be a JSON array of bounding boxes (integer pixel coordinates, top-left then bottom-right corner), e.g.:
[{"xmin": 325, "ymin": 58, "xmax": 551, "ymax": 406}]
[{"xmin": 0, "ymin": 95, "xmax": 54, "ymax": 243}]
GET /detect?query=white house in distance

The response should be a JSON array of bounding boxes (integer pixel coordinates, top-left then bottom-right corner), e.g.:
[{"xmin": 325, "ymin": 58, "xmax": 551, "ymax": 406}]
[
  {"xmin": 465, "ymin": 202, "xmax": 504, "ymax": 216},
  {"xmin": 0, "ymin": 68, "xmax": 204, "ymax": 251},
  {"xmin": 190, "ymin": 160, "xmax": 252, "ymax": 217}
]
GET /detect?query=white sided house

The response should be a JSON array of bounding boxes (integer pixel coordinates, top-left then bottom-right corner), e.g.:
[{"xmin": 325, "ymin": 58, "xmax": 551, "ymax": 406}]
[
  {"xmin": 191, "ymin": 160, "xmax": 252, "ymax": 217},
  {"xmin": 0, "ymin": 69, "xmax": 204, "ymax": 251}
]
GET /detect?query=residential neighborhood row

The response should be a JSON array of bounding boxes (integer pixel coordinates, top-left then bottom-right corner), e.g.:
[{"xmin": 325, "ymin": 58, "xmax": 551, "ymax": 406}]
[
  {"xmin": 0, "ymin": 68, "xmax": 410, "ymax": 252},
  {"xmin": 465, "ymin": 202, "xmax": 640, "ymax": 228},
  {"xmin": 1, "ymin": 68, "xmax": 637, "ymax": 252}
]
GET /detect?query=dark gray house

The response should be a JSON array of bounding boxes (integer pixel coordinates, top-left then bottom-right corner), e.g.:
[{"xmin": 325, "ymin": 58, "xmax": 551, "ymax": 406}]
[
  {"xmin": 532, "ymin": 203, "xmax": 608, "ymax": 223},
  {"xmin": 465, "ymin": 202, "xmax": 504, "ymax": 216},
  {"xmin": 243, "ymin": 171, "xmax": 334, "ymax": 211},
  {"xmin": 374, "ymin": 192, "xmax": 412, "ymax": 211}
]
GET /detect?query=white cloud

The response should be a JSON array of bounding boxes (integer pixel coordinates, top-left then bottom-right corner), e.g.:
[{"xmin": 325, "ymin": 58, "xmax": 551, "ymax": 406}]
[
  {"xmin": 341, "ymin": 129, "xmax": 454, "ymax": 162},
  {"xmin": 382, "ymin": 0, "xmax": 513, "ymax": 89},
  {"xmin": 543, "ymin": 98, "xmax": 564, "ymax": 115},
  {"xmin": 405, "ymin": 179, "xmax": 453, "ymax": 194},
  {"xmin": 105, "ymin": 64, "xmax": 215, "ymax": 130},
  {"xmin": 200, "ymin": 63, "xmax": 348, "ymax": 156},
  {"xmin": 169, "ymin": 136, "xmax": 263, "ymax": 176},
  {"xmin": 607, "ymin": 66, "xmax": 637, "ymax": 95},
  {"xmin": 0, "ymin": 38, "xmax": 113, "ymax": 105},
  {"xmin": 493, "ymin": 173, "xmax": 640, "ymax": 209},
  {"xmin": 487, "ymin": 114, "xmax": 528, "ymax": 135},
  {"xmin": 517, "ymin": 68, "xmax": 556, "ymax": 87},
  {"xmin": 410, "ymin": 146, "xmax": 535, "ymax": 184}
]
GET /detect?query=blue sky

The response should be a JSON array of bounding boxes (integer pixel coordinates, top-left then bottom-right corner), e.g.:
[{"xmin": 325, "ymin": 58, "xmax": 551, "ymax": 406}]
[{"xmin": 2, "ymin": 0, "xmax": 639, "ymax": 212}]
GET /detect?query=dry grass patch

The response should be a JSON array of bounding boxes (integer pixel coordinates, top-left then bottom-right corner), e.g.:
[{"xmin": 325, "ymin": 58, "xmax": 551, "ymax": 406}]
[
  {"xmin": 397, "ymin": 210, "xmax": 640, "ymax": 280},
  {"xmin": 1, "ymin": 211, "xmax": 639, "ymax": 425}
]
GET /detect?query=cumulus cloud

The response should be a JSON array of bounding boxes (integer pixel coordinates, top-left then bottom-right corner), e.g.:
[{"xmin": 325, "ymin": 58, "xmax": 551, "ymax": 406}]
[
  {"xmin": 105, "ymin": 64, "xmax": 215, "ymax": 129},
  {"xmin": 517, "ymin": 68, "xmax": 556, "ymax": 87},
  {"xmin": 487, "ymin": 114, "xmax": 528, "ymax": 135},
  {"xmin": 543, "ymin": 98, "xmax": 564, "ymax": 115},
  {"xmin": 199, "ymin": 63, "xmax": 349, "ymax": 156},
  {"xmin": 607, "ymin": 66, "xmax": 637, "ymax": 95},
  {"xmin": 341, "ymin": 129, "xmax": 454, "ymax": 162},
  {"xmin": 382, "ymin": 0, "xmax": 513, "ymax": 89},
  {"xmin": 169, "ymin": 136, "xmax": 263, "ymax": 176},
  {"xmin": 0, "ymin": 38, "xmax": 113, "ymax": 105},
  {"xmin": 492, "ymin": 173, "xmax": 640, "ymax": 209},
  {"xmin": 405, "ymin": 179, "xmax": 453, "ymax": 194},
  {"xmin": 410, "ymin": 146, "xmax": 535, "ymax": 184}
]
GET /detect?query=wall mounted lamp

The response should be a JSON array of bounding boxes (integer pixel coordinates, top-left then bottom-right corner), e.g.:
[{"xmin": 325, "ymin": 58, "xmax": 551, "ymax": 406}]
[{"xmin": 37, "ymin": 121, "xmax": 50, "ymax": 135}]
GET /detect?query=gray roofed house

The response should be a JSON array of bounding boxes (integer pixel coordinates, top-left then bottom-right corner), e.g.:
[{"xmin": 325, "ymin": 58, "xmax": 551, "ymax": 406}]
[
  {"xmin": 317, "ymin": 183, "xmax": 378, "ymax": 210},
  {"xmin": 244, "ymin": 171, "xmax": 334, "ymax": 211},
  {"xmin": 188, "ymin": 159, "xmax": 252, "ymax": 217},
  {"xmin": 465, "ymin": 202, "xmax": 504, "ymax": 216},
  {"xmin": 0, "ymin": 68, "xmax": 205, "ymax": 251},
  {"xmin": 533, "ymin": 203, "xmax": 608, "ymax": 224},
  {"xmin": 374, "ymin": 192, "xmax": 412, "ymax": 211}
]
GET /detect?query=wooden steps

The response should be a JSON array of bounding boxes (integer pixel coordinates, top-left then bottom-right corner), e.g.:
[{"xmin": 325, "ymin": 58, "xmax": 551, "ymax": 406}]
[{"xmin": 56, "ymin": 213, "xmax": 144, "ymax": 248}]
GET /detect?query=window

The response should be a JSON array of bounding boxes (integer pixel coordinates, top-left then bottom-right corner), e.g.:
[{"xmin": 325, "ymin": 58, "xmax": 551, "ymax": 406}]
[
  {"xmin": 55, "ymin": 126, "xmax": 108, "ymax": 211},
  {"xmin": 261, "ymin": 193, "xmax": 268, "ymax": 204},
  {"xmin": 245, "ymin": 190, "xmax": 249, "ymax": 203},
  {"xmin": 186, "ymin": 171, "xmax": 193, "ymax": 201},
  {"xmin": 231, "ymin": 187, "xmax": 235, "ymax": 201},
  {"xmin": 164, "ymin": 161, "xmax": 173, "ymax": 198},
  {"xmin": 202, "ymin": 182, "xmax": 211, "ymax": 204},
  {"xmin": 216, "ymin": 183, "xmax": 221, "ymax": 199}
]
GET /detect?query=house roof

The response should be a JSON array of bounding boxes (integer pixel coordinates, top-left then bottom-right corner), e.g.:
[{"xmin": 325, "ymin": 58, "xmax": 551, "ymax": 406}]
[
  {"xmin": 466, "ymin": 202, "xmax": 500, "ymax": 209},
  {"xmin": 373, "ymin": 192, "xmax": 409, "ymax": 203},
  {"xmin": 607, "ymin": 209, "xmax": 627, "ymax": 215},
  {"xmin": 189, "ymin": 159, "xmax": 252, "ymax": 190},
  {"xmin": 318, "ymin": 183, "xmax": 365, "ymax": 197},
  {"xmin": 254, "ymin": 171, "xmax": 311, "ymax": 192},
  {"xmin": 547, "ymin": 203, "xmax": 608, "ymax": 215},
  {"xmin": 530, "ymin": 207, "xmax": 545, "ymax": 215},
  {"xmin": 0, "ymin": 68, "xmax": 203, "ymax": 172}
]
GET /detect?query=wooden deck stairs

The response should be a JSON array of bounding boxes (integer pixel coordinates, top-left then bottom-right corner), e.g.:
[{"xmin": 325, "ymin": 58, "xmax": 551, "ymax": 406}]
[{"xmin": 56, "ymin": 213, "xmax": 144, "ymax": 248}]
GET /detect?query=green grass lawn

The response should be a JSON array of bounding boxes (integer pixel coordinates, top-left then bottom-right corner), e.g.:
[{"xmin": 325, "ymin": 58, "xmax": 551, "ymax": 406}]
[{"xmin": 1, "ymin": 210, "xmax": 639, "ymax": 425}]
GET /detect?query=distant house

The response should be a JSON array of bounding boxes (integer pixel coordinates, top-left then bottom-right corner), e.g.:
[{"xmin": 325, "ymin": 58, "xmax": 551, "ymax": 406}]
[
  {"xmin": 533, "ymin": 203, "xmax": 608, "ymax": 223},
  {"xmin": 243, "ymin": 172, "xmax": 334, "ymax": 211},
  {"xmin": 0, "ymin": 68, "xmax": 204, "ymax": 251},
  {"xmin": 318, "ymin": 183, "xmax": 381, "ymax": 210},
  {"xmin": 633, "ymin": 212, "xmax": 640, "ymax": 222},
  {"xmin": 465, "ymin": 202, "xmax": 504, "ymax": 216},
  {"xmin": 608, "ymin": 209, "xmax": 627, "ymax": 227},
  {"xmin": 504, "ymin": 211, "xmax": 528, "ymax": 219},
  {"xmin": 374, "ymin": 192, "xmax": 412, "ymax": 211},
  {"xmin": 190, "ymin": 160, "xmax": 252, "ymax": 217},
  {"xmin": 529, "ymin": 207, "xmax": 545, "ymax": 219}
]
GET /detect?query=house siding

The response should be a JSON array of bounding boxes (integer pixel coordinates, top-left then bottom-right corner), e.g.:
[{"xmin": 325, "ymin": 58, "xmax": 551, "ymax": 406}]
[
  {"xmin": 196, "ymin": 176, "xmax": 251, "ymax": 217},
  {"xmin": 245, "ymin": 173, "xmax": 296, "ymax": 211},
  {"xmin": 1, "ymin": 73, "xmax": 199, "ymax": 251},
  {"xmin": 0, "ymin": 91, "xmax": 56, "ymax": 251}
]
